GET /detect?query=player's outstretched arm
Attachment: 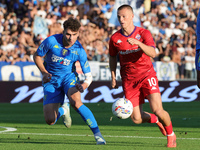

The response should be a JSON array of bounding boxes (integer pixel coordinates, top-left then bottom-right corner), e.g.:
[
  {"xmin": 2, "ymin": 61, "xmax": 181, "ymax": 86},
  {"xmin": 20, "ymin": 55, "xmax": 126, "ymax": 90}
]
[
  {"xmin": 33, "ymin": 52, "xmax": 52, "ymax": 83},
  {"xmin": 109, "ymin": 55, "xmax": 118, "ymax": 89}
]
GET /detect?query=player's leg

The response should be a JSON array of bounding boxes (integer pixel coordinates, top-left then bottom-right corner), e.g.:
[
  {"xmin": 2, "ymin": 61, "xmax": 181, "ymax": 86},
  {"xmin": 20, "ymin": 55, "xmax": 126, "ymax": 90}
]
[
  {"xmin": 147, "ymin": 93, "xmax": 176, "ymax": 147},
  {"xmin": 131, "ymin": 104, "xmax": 150, "ymax": 124},
  {"xmin": 67, "ymin": 86, "xmax": 106, "ymax": 145},
  {"xmin": 123, "ymin": 78, "xmax": 151, "ymax": 124},
  {"xmin": 130, "ymin": 98, "xmax": 167, "ymax": 137},
  {"xmin": 123, "ymin": 79, "xmax": 159, "ymax": 125},
  {"xmin": 43, "ymin": 103, "xmax": 60, "ymax": 125},
  {"xmin": 43, "ymin": 82, "xmax": 71, "ymax": 126}
]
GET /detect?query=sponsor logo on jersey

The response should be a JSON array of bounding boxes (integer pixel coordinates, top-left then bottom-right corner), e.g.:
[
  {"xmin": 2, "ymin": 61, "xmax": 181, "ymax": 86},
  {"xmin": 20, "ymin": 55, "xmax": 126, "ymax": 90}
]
[
  {"xmin": 54, "ymin": 45, "xmax": 59, "ymax": 48},
  {"xmin": 119, "ymin": 48, "xmax": 141, "ymax": 55},
  {"xmin": 51, "ymin": 54, "xmax": 71, "ymax": 65},
  {"xmin": 58, "ymin": 59, "xmax": 64, "ymax": 64},
  {"xmin": 135, "ymin": 34, "xmax": 141, "ymax": 40}
]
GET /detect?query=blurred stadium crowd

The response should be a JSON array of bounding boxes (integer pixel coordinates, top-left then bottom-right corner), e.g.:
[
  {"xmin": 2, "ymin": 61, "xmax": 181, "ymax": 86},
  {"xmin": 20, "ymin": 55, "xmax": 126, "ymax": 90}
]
[{"xmin": 0, "ymin": 0, "xmax": 199, "ymax": 80}]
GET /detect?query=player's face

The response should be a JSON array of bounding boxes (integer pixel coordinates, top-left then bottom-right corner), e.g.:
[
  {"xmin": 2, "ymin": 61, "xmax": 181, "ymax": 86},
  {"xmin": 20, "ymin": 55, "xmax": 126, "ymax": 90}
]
[
  {"xmin": 63, "ymin": 29, "xmax": 79, "ymax": 47},
  {"xmin": 117, "ymin": 8, "xmax": 134, "ymax": 30}
]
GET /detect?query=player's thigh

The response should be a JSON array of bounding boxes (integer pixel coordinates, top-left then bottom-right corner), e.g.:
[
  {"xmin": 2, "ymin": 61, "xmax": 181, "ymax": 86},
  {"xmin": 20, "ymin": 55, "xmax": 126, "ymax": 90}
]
[
  {"xmin": 43, "ymin": 82, "xmax": 65, "ymax": 105},
  {"xmin": 67, "ymin": 87, "xmax": 83, "ymax": 109},
  {"xmin": 147, "ymin": 93, "xmax": 163, "ymax": 113},
  {"xmin": 141, "ymin": 75, "xmax": 163, "ymax": 111},
  {"xmin": 63, "ymin": 74, "xmax": 82, "ymax": 109},
  {"xmin": 122, "ymin": 79, "xmax": 144, "ymax": 107}
]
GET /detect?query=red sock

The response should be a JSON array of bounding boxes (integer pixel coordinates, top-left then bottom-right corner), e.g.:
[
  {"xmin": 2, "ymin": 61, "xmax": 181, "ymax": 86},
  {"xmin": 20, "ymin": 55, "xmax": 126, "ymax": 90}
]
[
  {"xmin": 148, "ymin": 113, "xmax": 158, "ymax": 123},
  {"xmin": 164, "ymin": 122, "xmax": 173, "ymax": 135}
]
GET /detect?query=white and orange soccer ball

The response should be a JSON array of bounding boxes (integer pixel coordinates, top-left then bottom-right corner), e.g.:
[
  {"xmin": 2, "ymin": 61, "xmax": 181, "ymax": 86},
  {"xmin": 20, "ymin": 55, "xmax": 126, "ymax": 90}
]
[{"xmin": 112, "ymin": 98, "xmax": 133, "ymax": 119}]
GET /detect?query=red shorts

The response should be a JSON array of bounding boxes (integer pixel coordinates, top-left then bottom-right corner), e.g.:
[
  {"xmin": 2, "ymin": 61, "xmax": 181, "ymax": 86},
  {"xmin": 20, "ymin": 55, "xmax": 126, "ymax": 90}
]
[{"xmin": 122, "ymin": 74, "xmax": 160, "ymax": 107}]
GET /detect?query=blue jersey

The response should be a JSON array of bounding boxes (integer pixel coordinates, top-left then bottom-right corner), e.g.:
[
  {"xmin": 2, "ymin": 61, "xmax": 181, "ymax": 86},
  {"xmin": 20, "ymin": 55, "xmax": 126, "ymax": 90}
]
[
  {"xmin": 196, "ymin": 8, "xmax": 200, "ymax": 50},
  {"xmin": 37, "ymin": 34, "xmax": 91, "ymax": 78}
]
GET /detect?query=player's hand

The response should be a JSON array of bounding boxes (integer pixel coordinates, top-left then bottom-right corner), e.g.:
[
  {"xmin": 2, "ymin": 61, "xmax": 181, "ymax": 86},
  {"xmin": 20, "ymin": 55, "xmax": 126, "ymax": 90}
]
[
  {"xmin": 127, "ymin": 38, "xmax": 141, "ymax": 46},
  {"xmin": 42, "ymin": 73, "xmax": 52, "ymax": 83},
  {"xmin": 111, "ymin": 79, "xmax": 118, "ymax": 89},
  {"xmin": 75, "ymin": 83, "xmax": 84, "ymax": 93}
]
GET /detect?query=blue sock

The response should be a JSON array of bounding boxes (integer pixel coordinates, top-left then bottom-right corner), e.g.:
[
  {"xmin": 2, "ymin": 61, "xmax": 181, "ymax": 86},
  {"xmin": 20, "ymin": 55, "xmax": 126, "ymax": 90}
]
[
  {"xmin": 54, "ymin": 107, "xmax": 65, "ymax": 124},
  {"xmin": 77, "ymin": 105, "xmax": 101, "ymax": 135}
]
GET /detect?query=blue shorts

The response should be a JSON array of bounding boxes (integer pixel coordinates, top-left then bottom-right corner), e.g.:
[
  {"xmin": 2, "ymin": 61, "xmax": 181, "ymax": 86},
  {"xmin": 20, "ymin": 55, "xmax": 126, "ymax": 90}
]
[
  {"xmin": 195, "ymin": 50, "xmax": 200, "ymax": 71},
  {"xmin": 43, "ymin": 73, "xmax": 79, "ymax": 105}
]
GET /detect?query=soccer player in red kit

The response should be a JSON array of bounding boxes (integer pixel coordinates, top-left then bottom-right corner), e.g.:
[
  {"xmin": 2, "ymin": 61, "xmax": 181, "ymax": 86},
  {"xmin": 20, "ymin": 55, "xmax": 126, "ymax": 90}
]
[{"xmin": 109, "ymin": 5, "xmax": 176, "ymax": 148}]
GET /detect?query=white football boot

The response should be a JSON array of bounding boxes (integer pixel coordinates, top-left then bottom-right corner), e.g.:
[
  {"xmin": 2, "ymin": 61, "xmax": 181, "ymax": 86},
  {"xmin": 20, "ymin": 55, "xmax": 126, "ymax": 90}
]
[
  {"xmin": 61, "ymin": 103, "xmax": 72, "ymax": 128},
  {"xmin": 95, "ymin": 136, "xmax": 106, "ymax": 145}
]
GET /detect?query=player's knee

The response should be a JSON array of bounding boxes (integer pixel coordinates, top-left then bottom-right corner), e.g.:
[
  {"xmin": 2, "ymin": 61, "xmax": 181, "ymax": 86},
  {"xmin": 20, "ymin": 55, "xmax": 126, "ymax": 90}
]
[
  {"xmin": 131, "ymin": 117, "xmax": 142, "ymax": 124},
  {"xmin": 70, "ymin": 100, "xmax": 83, "ymax": 110},
  {"xmin": 45, "ymin": 118, "xmax": 56, "ymax": 125},
  {"xmin": 153, "ymin": 109, "xmax": 164, "ymax": 117},
  {"xmin": 68, "ymin": 90, "xmax": 82, "ymax": 109}
]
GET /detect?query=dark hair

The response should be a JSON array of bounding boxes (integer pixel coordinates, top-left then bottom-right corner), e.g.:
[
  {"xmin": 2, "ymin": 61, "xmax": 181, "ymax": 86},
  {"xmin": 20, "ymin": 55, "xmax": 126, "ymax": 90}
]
[
  {"xmin": 63, "ymin": 17, "xmax": 81, "ymax": 31},
  {"xmin": 117, "ymin": 4, "xmax": 133, "ymax": 12}
]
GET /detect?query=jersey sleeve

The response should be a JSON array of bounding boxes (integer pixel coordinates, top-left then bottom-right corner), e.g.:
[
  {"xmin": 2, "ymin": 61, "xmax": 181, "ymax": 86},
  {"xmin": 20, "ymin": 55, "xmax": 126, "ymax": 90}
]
[
  {"xmin": 78, "ymin": 48, "xmax": 91, "ymax": 74},
  {"xmin": 109, "ymin": 36, "xmax": 118, "ymax": 56},
  {"xmin": 141, "ymin": 29, "xmax": 155, "ymax": 48},
  {"xmin": 36, "ymin": 37, "xmax": 52, "ymax": 57}
]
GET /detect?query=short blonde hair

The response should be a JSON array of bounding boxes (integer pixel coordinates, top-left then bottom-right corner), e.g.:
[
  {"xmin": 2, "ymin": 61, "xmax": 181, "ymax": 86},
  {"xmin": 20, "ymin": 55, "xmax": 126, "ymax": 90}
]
[{"xmin": 117, "ymin": 4, "xmax": 133, "ymax": 13}]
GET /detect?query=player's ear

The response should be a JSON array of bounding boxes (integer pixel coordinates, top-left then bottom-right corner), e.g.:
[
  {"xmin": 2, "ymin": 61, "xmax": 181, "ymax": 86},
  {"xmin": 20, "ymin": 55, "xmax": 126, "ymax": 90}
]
[{"xmin": 132, "ymin": 13, "xmax": 134, "ymax": 18}]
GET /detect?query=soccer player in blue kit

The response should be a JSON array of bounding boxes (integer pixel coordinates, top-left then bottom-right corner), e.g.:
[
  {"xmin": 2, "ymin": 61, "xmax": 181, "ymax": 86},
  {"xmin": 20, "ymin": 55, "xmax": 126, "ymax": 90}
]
[
  {"xmin": 33, "ymin": 17, "xmax": 106, "ymax": 145},
  {"xmin": 196, "ymin": 8, "xmax": 200, "ymax": 88}
]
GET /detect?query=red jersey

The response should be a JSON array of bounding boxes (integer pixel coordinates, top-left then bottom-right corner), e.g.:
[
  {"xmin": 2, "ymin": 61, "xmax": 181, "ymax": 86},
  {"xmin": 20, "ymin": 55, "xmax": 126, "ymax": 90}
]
[{"xmin": 109, "ymin": 26, "xmax": 156, "ymax": 80}]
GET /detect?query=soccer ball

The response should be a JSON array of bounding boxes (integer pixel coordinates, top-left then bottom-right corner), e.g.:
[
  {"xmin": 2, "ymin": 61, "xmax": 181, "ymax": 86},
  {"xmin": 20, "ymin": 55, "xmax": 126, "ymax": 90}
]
[{"xmin": 112, "ymin": 98, "xmax": 133, "ymax": 119}]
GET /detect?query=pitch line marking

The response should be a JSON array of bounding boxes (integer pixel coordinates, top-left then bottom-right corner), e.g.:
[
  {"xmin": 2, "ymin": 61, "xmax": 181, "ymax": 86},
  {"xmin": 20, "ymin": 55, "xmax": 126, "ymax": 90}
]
[
  {"xmin": 1, "ymin": 132, "xmax": 200, "ymax": 140},
  {"xmin": 0, "ymin": 126, "xmax": 17, "ymax": 133}
]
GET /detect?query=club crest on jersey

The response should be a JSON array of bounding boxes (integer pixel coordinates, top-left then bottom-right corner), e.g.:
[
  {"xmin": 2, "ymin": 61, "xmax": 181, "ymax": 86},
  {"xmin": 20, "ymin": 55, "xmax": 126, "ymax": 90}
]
[
  {"xmin": 135, "ymin": 34, "xmax": 141, "ymax": 40},
  {"xmin": 62, "ymin": 49, "xmax": 68, "ymax": 56}
]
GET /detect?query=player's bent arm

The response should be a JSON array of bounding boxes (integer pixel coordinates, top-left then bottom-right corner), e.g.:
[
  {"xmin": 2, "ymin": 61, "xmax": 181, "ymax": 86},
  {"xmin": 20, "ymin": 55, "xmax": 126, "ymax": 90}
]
[
  {"xmin": 109, "ymin": 55, "xmax": 117, "ymax": 80},
  {"xmin": 33, "ymin": 52, "xmax": 48, "ymax": 74},
  {"xmin": 83, "ymin": 72, "xmax": 93, "ymax": 89},
  {"xmin": 138, "ymin": 42, "xmax": 156, "ymax": 58}
]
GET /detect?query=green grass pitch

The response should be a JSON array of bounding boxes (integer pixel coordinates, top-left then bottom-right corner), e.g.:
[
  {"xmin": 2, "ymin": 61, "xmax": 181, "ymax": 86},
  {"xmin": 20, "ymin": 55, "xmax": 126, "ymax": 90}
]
[{"xmin": 0, "ymin": 102, "xmax": 200, "ymax": 150}]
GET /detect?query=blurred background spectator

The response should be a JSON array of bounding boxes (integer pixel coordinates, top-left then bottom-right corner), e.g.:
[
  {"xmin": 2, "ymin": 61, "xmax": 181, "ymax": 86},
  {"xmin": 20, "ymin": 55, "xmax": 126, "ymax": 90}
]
[{"xmin": 0, "ymin": 0, "xmax": 199, "ymax": 80}]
